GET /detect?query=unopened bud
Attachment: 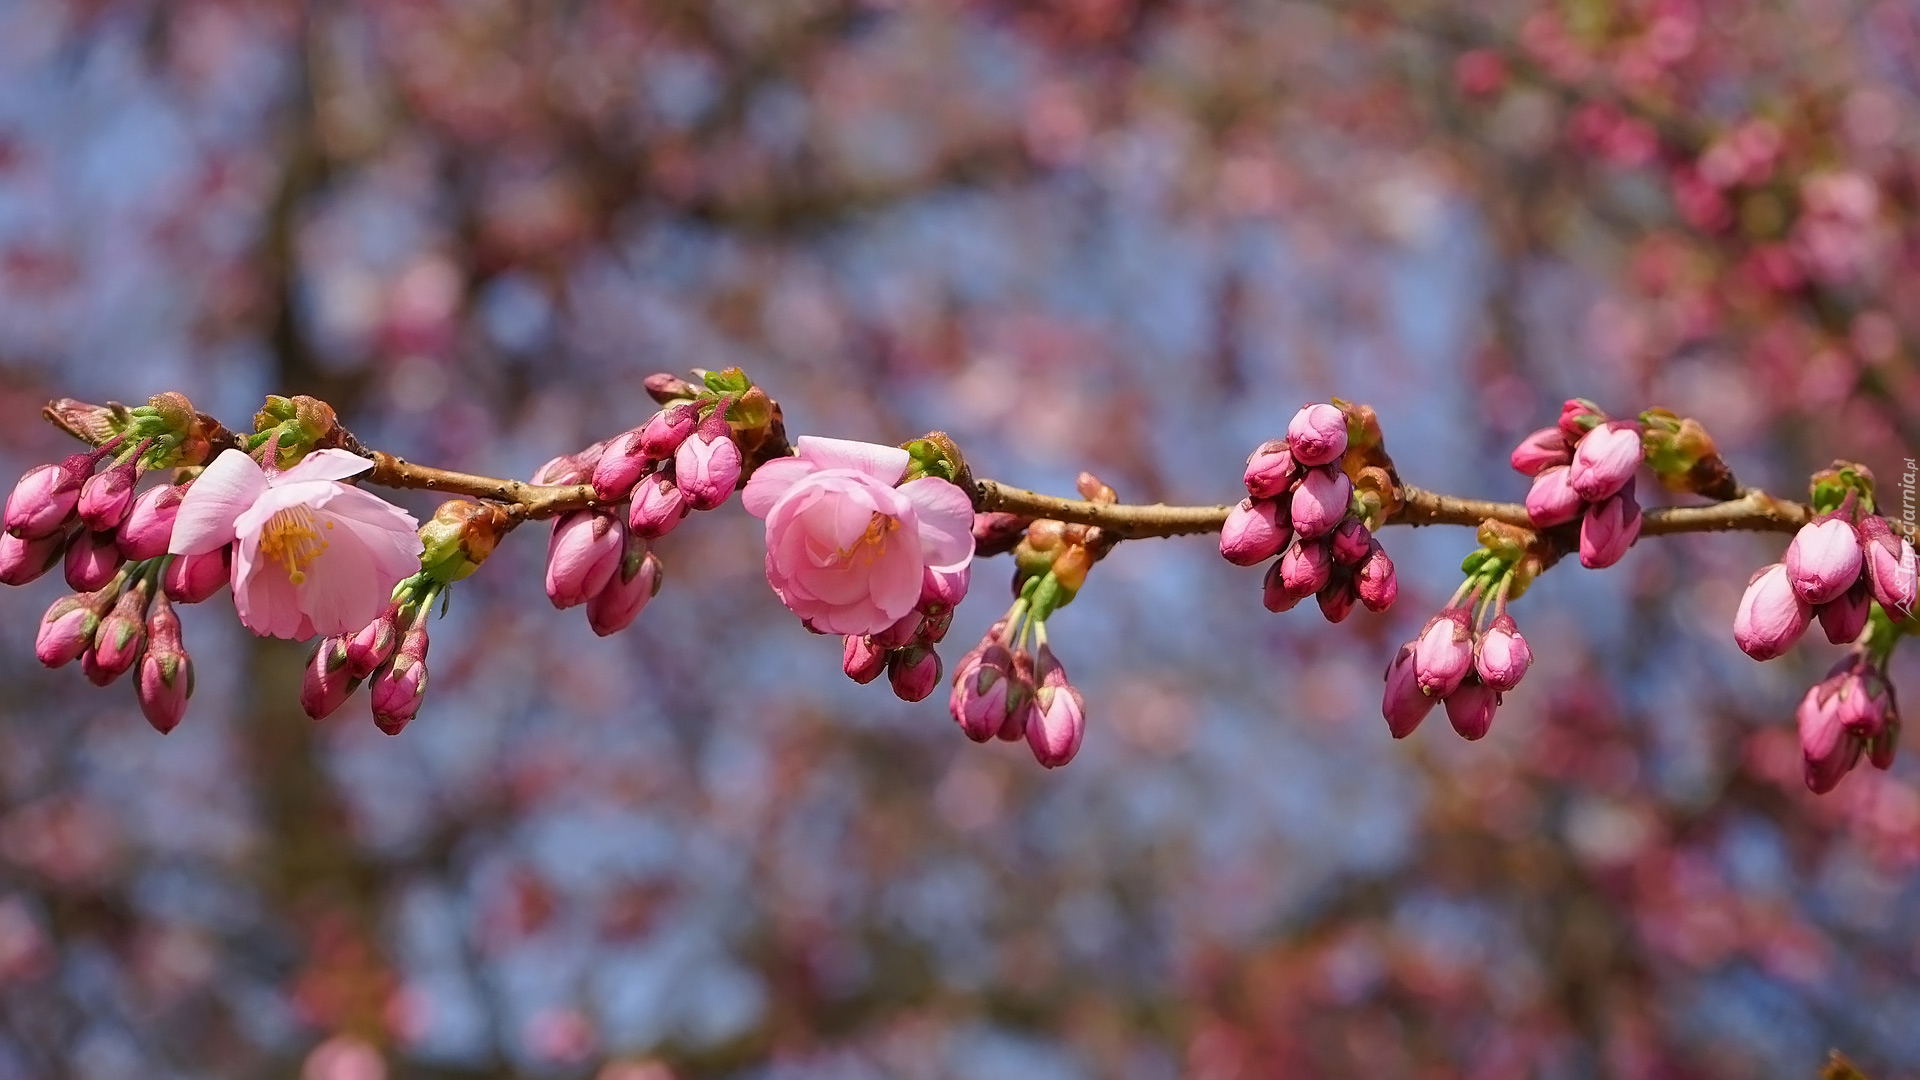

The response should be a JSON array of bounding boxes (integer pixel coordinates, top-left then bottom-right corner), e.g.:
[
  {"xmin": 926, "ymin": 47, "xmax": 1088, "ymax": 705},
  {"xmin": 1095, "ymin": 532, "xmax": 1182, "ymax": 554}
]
[
  {"xmin": 163, "ymin": 547, "xmax": 230, "ymax": 604},
  {"xmin": 675, "ymin": 410, "xmax": 742, "ymax": 511},
  {"xmin": 5, "ymin": 455, "xmax": 89, "ymax": 540},
  {"xmin": 1444, "ymin": 680, "xmax": 1500, "ymax": 741},
  {"xmin": 628, "ymin": 474, "xmax": 689, "ymax": 539},
  {"xmin": 643, "ymin": 373, "xmax": 698, "ymax": 404},
  {"xmin": 1286, "ymin": 404, "xmax": 1349, "ymax": 467},
  {"xmin": 639, "ymin": 403, "xmax": 698, "ymax": 459},
  {"xmin": 591, "ymin": 427, "xmax": 652, "ymax": 502},
  {"xmin": 1509, "ymin": 426, "xmax": 1571, "ymax": 476},
  {"xmin": 887, "ymin": 645, "xmax": 941, "ymax": 703},
  {"xmin": 301, "ymin": 636, "xmax": 358, "ymax": 720},
  {"xmin": 371, "ymin": 622, "xmax": 430, "ymax": 734},
  {"xmin": 586, "ymin": 538, "xmax": 662, "ymax": 637},
  {"xmin": 545, "ymin": 511, "xmax": 623, "ymax": 609},
  {"xmin": 64, "ymin": 530, "xmax": 125, "ymax": 593},
  {"xmin": 1242, "ymin": 440, "xmax": 1297, "ymax": 499},
  {"xmin": 1289, "ymin": 467, "xmax": 1352, "ymax": 541},
  {"xmin": 1220, "ymin": 498, "xmax": 1289, "ymax": 567},
  {"xmin": 117, "ymin": 483, "xmax": 187, "ymax": 561},
  {"xmin": 77, "ymin": 453, "xmax": 143, "ymax": 532},
  {"xmin": 844, "ymin": 635, "xmax": 887, "ymax": 684},
  {"xmin": 0, "ymin": 529, "xmax": 67, "ymax": 586}
]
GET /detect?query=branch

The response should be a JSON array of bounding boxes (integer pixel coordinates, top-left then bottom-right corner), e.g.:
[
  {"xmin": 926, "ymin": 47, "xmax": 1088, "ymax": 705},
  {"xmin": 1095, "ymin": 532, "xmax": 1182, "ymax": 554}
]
[
  {"xmin": 969, "ymin": 479, "xmax": 1811, "ymax": 541},
  {"xmin": 362, "ymin": 453, "xmax": 601, "ymax": 522}
]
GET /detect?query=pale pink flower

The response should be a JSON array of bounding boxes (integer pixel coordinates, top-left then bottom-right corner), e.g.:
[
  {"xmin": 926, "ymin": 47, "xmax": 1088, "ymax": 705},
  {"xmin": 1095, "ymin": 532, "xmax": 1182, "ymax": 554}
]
[
  {"xmin": 170, "ymin": 449, "xmax": 423, "ymax": 640},
  {"xmin": 741, "ymin": 437, "xmax": 973, "ymax": 636}
]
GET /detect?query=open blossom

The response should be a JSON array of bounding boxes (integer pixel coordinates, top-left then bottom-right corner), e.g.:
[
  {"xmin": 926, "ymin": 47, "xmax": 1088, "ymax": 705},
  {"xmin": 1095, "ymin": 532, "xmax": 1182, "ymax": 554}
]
[
  {"xmin": 741, "ymin": 436, "xmax": 973, "ymax": 636},
  {"xmin": 170, "ymin": 449, "xmax": 423, "ymax": 640}
]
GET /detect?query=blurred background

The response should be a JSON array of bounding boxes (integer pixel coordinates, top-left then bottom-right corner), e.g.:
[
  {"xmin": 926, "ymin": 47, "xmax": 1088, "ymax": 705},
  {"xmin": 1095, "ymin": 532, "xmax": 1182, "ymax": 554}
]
[{"xmin": 0, "ymin": 0, "xmax": 1917, "ymax": 1077}]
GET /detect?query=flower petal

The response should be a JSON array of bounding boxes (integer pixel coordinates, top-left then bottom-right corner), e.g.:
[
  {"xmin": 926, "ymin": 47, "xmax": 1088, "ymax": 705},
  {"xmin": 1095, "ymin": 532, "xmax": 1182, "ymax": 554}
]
[
  {"xmin": 740, "ymin": 457, "xmax": 815, "ymax": 518},
  {"xmin": 795, "ymin": 437, "xmax": 909, "ymax": 485},
  {"xmin": 897, "ymin": 477, "xmax": 975, "ymax": 568},
  {"xmin": 275, "ymin": 448, "xmax": 376, "ymax": 485},
  {"xmin": 170, "ymin": 449, "xmax": 269, "ymax": 556},
  {"xmin": 232, "ymin": 534, "xmax": 314, "ymax": 639}
]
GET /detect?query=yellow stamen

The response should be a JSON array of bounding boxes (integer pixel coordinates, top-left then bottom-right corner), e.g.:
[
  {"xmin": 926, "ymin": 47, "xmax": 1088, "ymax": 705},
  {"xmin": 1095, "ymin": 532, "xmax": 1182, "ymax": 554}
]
[
  {"xmin": 259, "ymin": 505, "xmax": 329, "ymax": 585},
  {"xmin": 830, "ymin": 512, "xmax": 899, "ymax": 568}
]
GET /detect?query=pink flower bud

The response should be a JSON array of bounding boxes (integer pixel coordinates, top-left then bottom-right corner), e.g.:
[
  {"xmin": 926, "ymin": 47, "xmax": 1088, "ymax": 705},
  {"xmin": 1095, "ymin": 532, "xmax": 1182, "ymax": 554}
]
[
  {"xmin": 137, "ymin": 594, "xmax": 192, "ymax": 733},
  {"xmin": 1330, "ymin": 516, "xmax": 1371, "ymax": 565},
  {"xmin": 1734, "ymin": 563, "xmax": 1812, "ymax": 661},
  {"xmin": 372, "ymin": 622, "xmax": 430, "ymax": 735},
  {"xmin": 844, "ymin": 635, "xmax": 887, "ymax": 684},
  {"xmin": 5, "ymin": 455, "xmax": 87, "ymax": 539},
  {"xmin": 586, "ymin": 538, "xmax": 662, "ymax": 637},
  {"xmin": 1567, "ymin": 421, "xmax": 1643, "ymax": 501},
  {"xmin": 64, "ymin": 530, "xmax": 124, "ymax": 592},
  {"xmin": 1525, "ymin": 466, "xmax": 1582, "ymax": 527},
  {"xmin": 1509, "ymin": 426, "xmax": 1572, "ymax": 476},
  {"xmin": 346, "ymin": 609, "xmax": 399, "ymax": 680},
  {"xmin": 917, "ymin": 605, "xmax": 953, "ymax": 644},
  {"xmin": 163, "ymin": 547, "xmax": 230, "ymax": 604},
  {"xmin": 137, "ymin": 646, "xmax": 193, "ymax": 734},
  {"xmin": 1816, "ymin": 580, "xmax": 1870, "ymax": 645},
  {"xmin": 116, "ymin": 483, "xmax": 186, "ymax": 561},
  {"xmin": 1242, "ymin": 440, "xmax": 1297, "ymax": 499},
  {"xmin": 1444, "ymin": 680, "xmax": 1500, "ymax": 740},
  {"xmin": 950, "ymin": 642, "xmax": 1014, "ymax": 742},
  {"xmin": 872, "ymin": 611, "xmax": 923, "ymax": 650},
  {"xmin": 1579, "ymin": 488, "xmax": 1642, "ymax": 569},
  {"xmin": 1286, "ymin": 403, "xmax": 1349, "ymax": 467},
  {"xmin": 545, "ymin": 511, "xmax": 623, "ymax": 609},
  {"xmin": 532, "ymin": 442, "xmax": 606, "ymax": 486},
  {"xmin": 0, "ymin": 529, "xmax": 66, "ymax": 586},
  {"xmin": 1027, "ymin": 647, "xmax": 1086, "ymax": 769},
  {"xmin": 1413, "ymin": 608, "xmax": 1473, "ymax": 698},
  {"xmin": 77, "ymin": 456, "xmax": 140, "ymax": 532},
  {"xmin": 1557, "ymin": 398, "xmax": 1607, "ymax": 441},
  {"xmin": 997, "ymin": 652, "xmax": 1037, "ymax": 742},
  {"xmin": 1796, "ymin": 663, "xmax": 1874, "ymax": 794},
  {"xmin": 627, "ymin": 474, "xmax": 689, "ymax": 539},
  {"xmin": 88, "ymin": 584, "xmax": 151, "ymax": 685},
  {"xmin": 920, "ymin": 564, "xmax": 970, "ymax": 610},
  {"xmin": 639, "ymin": 403, "xmax": 698, "ymax": 459},
  {"xmin": 1279, "ymin": 538, "xmax": 1334, "ymax": 600},
  {"xmin": 1382, "ymin": 643, "xmax": 1435, "ymax": 738},
  {"xmin": 674, "ymin": 413, "xmax": 742, "ymax": 511},
  {"xmin": 1261, "ymin": 560, "xmax": 1303, "ymax": 613},
  {"xmin": 1473, "ymin": 614, "xmax": 1531, "ymax": 692},
  {"xmin": 1783, "ymin": 517, "xmax": 1863, "ymax": 605},
  {"xmin": 886, "ymin": 645, "xmax": 941, "ymax": 703},
  {"xmin": 302, "ymin": 637, "xmax": 358, "ymax": 720},
  {"xmin": 36, "ymin": 593, "xmax": 102, "ymax": 668},
  {"xmin": 1354, "ymin": 541, "xmax": 1398, "ymax": 612},
  {"xmin": 590, "ymin": 427, "xmax": 652, "ymax": 502},
  {"xmin": 1289, "ymin": 467, "xmax": 1352, "ymax": 540},
  {"xmin": 1315, "ymin": 572, "xmax": 1357, "ymax": 624},
  {"xmin": 1859, "ymin": 516, "xmax": 1917, "ymax": 617},
  {"xmin": 1219, "ymin": 498, "xmax": 1289, "ymax": 567}
]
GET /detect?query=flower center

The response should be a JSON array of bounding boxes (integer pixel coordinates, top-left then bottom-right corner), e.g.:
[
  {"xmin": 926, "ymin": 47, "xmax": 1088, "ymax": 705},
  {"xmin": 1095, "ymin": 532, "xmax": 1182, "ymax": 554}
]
[
  {"xmin": 832, "ymin": 512, "xmax": 898, "ymax": 568},
  {"xmin": 259, "ymin": 505, "xmax": 334, "ymax": 585}
]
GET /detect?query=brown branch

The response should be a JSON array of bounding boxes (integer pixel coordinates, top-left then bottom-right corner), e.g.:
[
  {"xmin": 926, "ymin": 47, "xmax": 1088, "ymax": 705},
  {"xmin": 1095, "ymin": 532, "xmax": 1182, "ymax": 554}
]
[
  {"xmin": 969, "ymin": 479, "xmax": 1812, "ymax": 541},
  {"xmin": 362, "ymin": 453, "xmax": 601, "ymax": 522}
]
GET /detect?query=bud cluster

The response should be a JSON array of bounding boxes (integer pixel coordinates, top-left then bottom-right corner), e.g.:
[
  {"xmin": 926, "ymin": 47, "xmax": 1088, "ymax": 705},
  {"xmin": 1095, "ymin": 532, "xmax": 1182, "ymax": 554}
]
[
  {"xmin": 301, "ymin": 574, "xmax": 446, "ymax": 734},
  {"xmin": 1731, "ymin": 468, "xmax": 1915, "ymax": 793},
  {"xmin": 534, "ymin": 369, "xmax": 773, "ymax": 635},
  {"xmin": 948, "ymin": 600, "xmax": 1087, "ymax": 769},
  {"xmin": 1382, "ymin": 527, "xmax": 1537, "ymax": 740},
  {"xmin": 1226, "ymin": 403, "xmax": 1398, "ymax": 621},
  {"xmin": 841, "ymin": 563, "xmax": 967, "ymax": 703},
  {"xmin": 32, "ymin": 563, "xmax": 198, "ymax": 733},
  {"xmin": 1514, "ymin": 399, "xmax": 1644, "ymax": 569},
  {"xmin": 1734, "ymin": 476, "xmax": 1916, "ymax": 664}
]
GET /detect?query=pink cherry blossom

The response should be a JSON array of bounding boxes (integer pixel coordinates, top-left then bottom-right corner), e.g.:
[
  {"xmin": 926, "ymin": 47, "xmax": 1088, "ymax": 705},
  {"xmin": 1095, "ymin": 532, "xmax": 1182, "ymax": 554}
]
[
  {"xmin": 170, "ymin": 449, "xmax": 423, "ymax": 640},
  {"xmin": 741, "ymin": 436, "xmax": 973, "ymax": 636}
]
